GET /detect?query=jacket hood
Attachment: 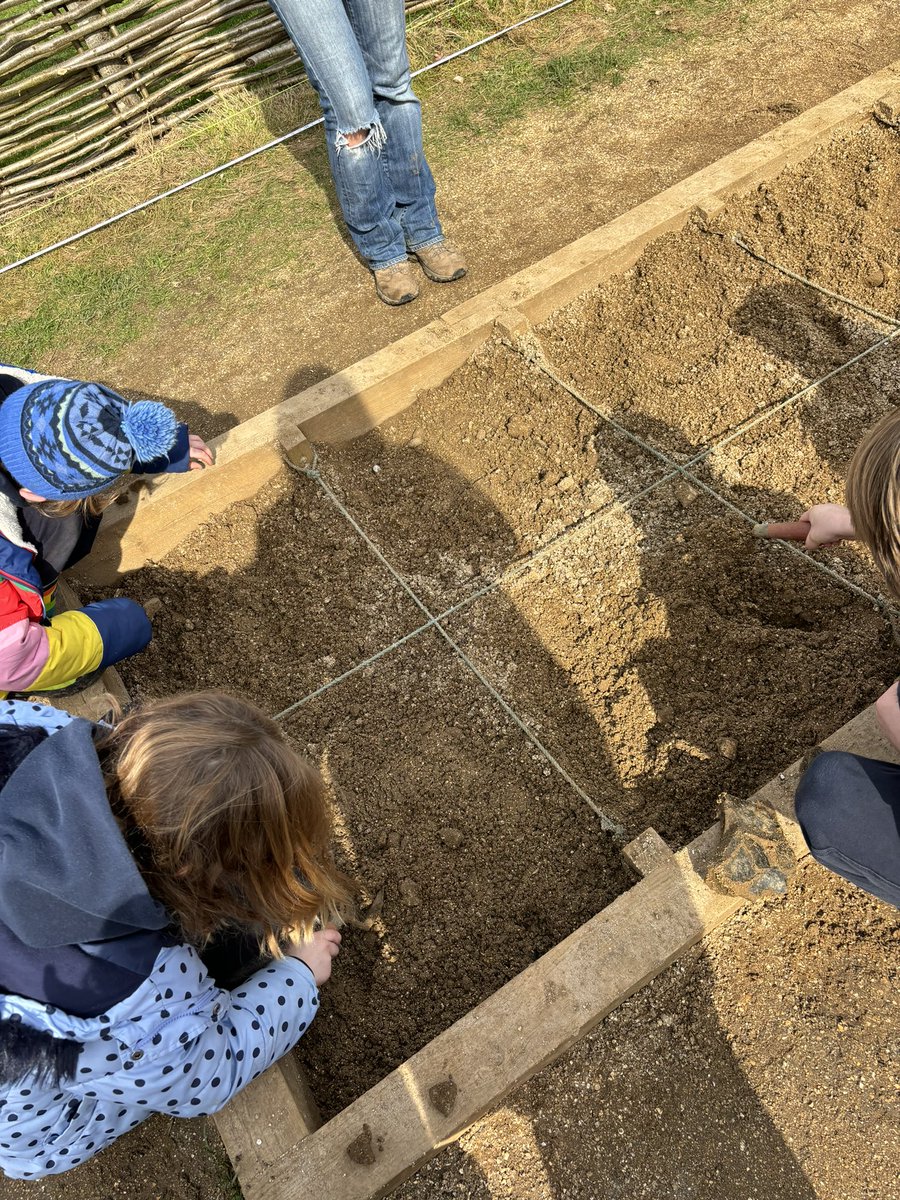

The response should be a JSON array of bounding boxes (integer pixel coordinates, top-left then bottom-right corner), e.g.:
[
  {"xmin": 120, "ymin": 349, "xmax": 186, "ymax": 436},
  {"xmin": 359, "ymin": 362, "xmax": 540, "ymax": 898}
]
[
  {"xmin": 0, "ymin": 713, "xmax": 168, "ymax": 948},
  {"xmin": 0, "ymin": 465, "xmax": 25, "ymax": 512}
]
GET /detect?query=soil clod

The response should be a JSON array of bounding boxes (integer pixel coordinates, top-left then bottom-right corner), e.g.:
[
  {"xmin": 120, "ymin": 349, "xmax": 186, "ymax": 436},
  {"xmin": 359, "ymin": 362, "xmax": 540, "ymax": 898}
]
[
  {"xmin": 346, "ymin": 1124, "xmax": 377, "ymax": 1166},
  {"xmin": 428, "ymin": 1078, "xmax": 458, "ymax": 1118}
]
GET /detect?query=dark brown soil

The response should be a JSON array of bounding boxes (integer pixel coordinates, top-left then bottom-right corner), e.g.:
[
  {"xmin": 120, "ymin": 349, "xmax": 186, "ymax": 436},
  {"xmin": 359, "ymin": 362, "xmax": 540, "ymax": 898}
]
[
  {"xmin": 0, "ymin": 1116, "xmax": 236, "ymax": 1200},
  {"xmin": 398, "ymin": 860, "xmax": 900, "ymax": 1200},
  {"xmin": 445, "ymin": 487, "xmax": 894, "ymax": 846},
  {"xmin": 281, "ymin": 633, "xmax": 630, "ymax": 1117},
  {"xmin": 89, "ymin": 471, "xmax": 423, "ymax": 713},
  {"xmin": 75, "ymin": 117, "xmax": 900, "ymax": 1123},
  {"xmin": 315, "ymin": 340, "xmax": 662, "ymax": 610}
]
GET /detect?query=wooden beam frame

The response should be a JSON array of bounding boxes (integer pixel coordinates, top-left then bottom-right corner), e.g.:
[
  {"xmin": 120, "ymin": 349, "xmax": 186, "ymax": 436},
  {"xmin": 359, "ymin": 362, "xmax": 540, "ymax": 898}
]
[
  {"xmin": 214, "ymin": 704, "xmax": 899, "ymax": 1200},
  {"xmin": 52, "ymin": 62, "xmax": 900, "ymax": 1198},
  {"xmin": 76, "ymin": 63, "xmax": 900, "ymax": 585}
]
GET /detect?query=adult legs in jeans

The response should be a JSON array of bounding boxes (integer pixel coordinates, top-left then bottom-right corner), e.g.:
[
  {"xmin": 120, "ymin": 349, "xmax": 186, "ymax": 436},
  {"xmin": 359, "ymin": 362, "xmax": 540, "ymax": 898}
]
[
  {"xmin": 267, "ymin": 0, "xmax": 442, "ymax": 271},
  {"xmin": 794, "ymin": 750, "xmax": 900, "ymax": 907}
]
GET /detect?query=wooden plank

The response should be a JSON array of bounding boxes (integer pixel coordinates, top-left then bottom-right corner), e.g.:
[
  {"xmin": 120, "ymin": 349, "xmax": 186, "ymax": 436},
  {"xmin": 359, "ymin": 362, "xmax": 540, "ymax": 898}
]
[
  {"xmin": 245, "ymin": 849, "xmax": 742, "ymax": 1200},
  {"xmin": 622, "ymin": 827, "xmax": 672, "ymax": 877},
  {"xmin": 741, "ymin": 703, "xmax": 900, "ymax": 861},
  {"xmin": 75, "ymin": 408, "xmax": 310, "ymax": 584},
  {"xmin": 213, "ymin": 1055, "xmax": 321, "ymax": 1186},
  {"xmin": 79, "ymin": 63, "xmax": 899, "ymax": 583},
  {"xmin": 233, "ymin": 700, "xmax": 897, "ymax": 1200}
]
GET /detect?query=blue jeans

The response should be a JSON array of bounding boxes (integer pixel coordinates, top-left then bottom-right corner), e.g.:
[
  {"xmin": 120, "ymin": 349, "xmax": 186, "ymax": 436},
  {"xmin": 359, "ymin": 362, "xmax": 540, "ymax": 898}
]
[
  {"xmin": 268, "ymin": 0, "xmax": 444, "ymax": 270},
  {"xmin": 794, "ymin": 750, "xmax": 900, "ymax": 908}
]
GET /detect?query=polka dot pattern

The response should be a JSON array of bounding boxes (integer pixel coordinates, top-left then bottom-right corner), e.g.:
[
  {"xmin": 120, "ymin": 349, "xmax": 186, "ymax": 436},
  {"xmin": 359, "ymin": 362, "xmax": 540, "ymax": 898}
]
[{"xmin": 0, "ymin": 944, "xmax": 319, "ymax": 1180}]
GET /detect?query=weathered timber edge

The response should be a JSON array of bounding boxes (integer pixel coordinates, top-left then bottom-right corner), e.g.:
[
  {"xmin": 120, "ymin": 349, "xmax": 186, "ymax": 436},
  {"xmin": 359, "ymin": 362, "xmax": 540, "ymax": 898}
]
[
  {"xmin": 76, "ymin": 62, "xmax": 900, "ymax": 585},
  {"xmin": 242, "ymin": 832, "xmax": 744, "ymax": 1200},
  {"xmin": 226, "ymin": 704, "xmax": 898, "ymax": 1200}
]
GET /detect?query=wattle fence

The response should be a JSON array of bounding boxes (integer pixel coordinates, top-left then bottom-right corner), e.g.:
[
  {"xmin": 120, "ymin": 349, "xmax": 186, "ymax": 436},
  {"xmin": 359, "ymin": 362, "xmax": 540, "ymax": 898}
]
[{"xmin": 0, "ymin": 0, "xmax": 441, "ymax": 217}]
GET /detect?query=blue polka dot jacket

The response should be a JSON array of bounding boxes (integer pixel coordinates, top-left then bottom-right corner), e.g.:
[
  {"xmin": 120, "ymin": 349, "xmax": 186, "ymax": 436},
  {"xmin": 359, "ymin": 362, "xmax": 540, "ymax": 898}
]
[{"xmin": 0, "ymin": 701, "xmax": 320, "ymax": 1180}]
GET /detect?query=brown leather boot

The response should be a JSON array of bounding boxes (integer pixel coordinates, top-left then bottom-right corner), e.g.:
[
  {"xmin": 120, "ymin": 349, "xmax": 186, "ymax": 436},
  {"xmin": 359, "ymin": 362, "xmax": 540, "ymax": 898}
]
[
  {"xmin": 373, "ymin": 261, "xmax": 419, "ymax": 306},
  {"xmin": 414, "ymin": 241, "xmax": 467, "ymax": 283}
]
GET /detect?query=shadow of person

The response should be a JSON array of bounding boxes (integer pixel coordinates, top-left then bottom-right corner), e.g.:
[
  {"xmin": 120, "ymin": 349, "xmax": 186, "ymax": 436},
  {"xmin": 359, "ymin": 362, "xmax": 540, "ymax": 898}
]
[
  {"xmin": 283, "ymin": 358, "xmax": 337, "ymax": 396},
  {"xmin": 273, "ymin": 126, "xmax": 365, "ymax": 267},
  {"xmin": 102, "ymin": 382, "xmax": 240, "ymax": 443},
  {"xmin": 67, "ymin": 348, "xmax": 867, "ymax": 1195}
]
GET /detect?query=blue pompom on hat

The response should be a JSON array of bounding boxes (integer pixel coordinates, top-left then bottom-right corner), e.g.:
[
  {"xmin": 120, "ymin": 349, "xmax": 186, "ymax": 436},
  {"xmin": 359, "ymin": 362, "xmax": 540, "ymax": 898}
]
[{"xmin": 0, "ymin": 377, "xmax": 178, "ymax": 500}]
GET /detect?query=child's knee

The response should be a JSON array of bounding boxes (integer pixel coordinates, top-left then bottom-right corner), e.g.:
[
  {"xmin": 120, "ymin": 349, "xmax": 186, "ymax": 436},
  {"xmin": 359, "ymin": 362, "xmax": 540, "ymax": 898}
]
[
  {"xmin": 82, "ymin": 597, "xmax": 152, "ymax": 669},
  {"xmin": 794, "ymin": 750, "xmax": 858, "ymax": 845}
]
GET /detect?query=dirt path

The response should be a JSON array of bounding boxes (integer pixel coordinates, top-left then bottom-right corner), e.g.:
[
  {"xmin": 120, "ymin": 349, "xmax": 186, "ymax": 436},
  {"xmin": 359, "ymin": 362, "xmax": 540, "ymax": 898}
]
[
  {"xmin": 80, "ymin": 0, "xmax": 900, "ymax": 434},
  {"xmin": 398, "ymin": 860, "xmax": 900, "ymax": 1200},
  {"xmin": 7, "ymin": 7, "xmax": 900, "ymax": 1199}
]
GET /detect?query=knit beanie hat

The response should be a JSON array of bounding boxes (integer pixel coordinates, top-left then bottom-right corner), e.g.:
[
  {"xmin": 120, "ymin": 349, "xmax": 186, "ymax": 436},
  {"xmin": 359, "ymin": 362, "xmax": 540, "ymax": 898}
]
[{"xmin": 0, "ymin": 377, "xmax": 177, "ymax": 500}]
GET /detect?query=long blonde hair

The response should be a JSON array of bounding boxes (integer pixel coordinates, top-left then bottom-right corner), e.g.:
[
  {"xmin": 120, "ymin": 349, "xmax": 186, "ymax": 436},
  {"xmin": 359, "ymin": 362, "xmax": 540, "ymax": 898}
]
[
  {"xmin": 33, "ymin": 481, "xmax": 126, "ymax": 519},
  {"xmin": 99, "ymin": 691, "xmax": 353, "ymax": 955},
  {"xmin": 846, "ymin": 409, "xmax": 900, "ymax": 600}
]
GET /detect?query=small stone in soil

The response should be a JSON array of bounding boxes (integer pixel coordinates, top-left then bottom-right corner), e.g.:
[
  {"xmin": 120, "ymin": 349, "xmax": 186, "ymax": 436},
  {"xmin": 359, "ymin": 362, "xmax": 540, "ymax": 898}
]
[
  {"xmin": 718, "ymin": 736, "xmax": 739, "ymax": 761},
  {"xmin": 398, "ymin": 879, "xmax": 422, "ymax": 906},
  {"xmin": 556, "ymin": 474, "xmax": 577, "ymax": 492},
  {"xmin": 673, "ymin": 477, "xmax": 699, "ymax": 508},
  {"xmin": 506, "ymin": 416, "xmax": 533, "ymax": 439},
  {"xmin": 438, "ymin": 827, "xmax": 464, "ymax": 849}
]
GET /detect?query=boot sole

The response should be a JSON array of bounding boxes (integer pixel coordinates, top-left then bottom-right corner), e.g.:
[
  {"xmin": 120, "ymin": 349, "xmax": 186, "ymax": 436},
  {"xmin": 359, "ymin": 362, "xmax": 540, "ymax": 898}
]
[
  {"xmin": 417, "ymin": 262, "xmax": 467, "ymax": 283},
  {"xmin": 374, "ymin": 287, "xmax": 418, "ymax": 306}
]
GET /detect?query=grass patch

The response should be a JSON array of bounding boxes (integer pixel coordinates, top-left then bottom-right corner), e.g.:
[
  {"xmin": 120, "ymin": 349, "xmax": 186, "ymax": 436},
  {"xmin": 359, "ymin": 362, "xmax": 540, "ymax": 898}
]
[{"xmin": 0, "ymin": 0, "xmax": 758, "ymax": 372}]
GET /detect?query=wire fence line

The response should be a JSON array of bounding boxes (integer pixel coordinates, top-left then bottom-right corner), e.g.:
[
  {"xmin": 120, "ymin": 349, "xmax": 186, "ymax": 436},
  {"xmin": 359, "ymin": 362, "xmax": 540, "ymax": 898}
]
[
  {"xmin": 0, "ymin": 0, "xmax": 580, "ymax": 262},
  {"xmin": 0, "ymin": 0, "xmax": 461, "ymax": 217}
]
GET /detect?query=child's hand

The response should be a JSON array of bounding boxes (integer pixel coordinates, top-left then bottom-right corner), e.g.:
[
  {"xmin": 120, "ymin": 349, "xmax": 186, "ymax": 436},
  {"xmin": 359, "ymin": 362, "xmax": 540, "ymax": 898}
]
[
  {"xmin": 875, "ymin": 682, "xmax": 900, "ymax": 752},
  {"xmin": 798, "ymin": 504, "xmax": 855, "ymax": 550},
  {"xmin": 286, "ymin": 926, "xmax": 341, "ymax": 986},
  {"xmin": 188, "ymin": 433, "xmax": 214, "ymax": 470}
]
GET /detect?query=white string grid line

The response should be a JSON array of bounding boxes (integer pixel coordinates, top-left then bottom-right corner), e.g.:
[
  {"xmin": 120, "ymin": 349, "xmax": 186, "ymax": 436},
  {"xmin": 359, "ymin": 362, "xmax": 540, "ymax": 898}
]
[
  {"xmin": 276, "ymin": 251, "xmax": 900, "ymax": 716},
  {"xmin": 731, "ymin": 236, "xmax": 900, "ymax": 328},
  {"xmin": 275, "ymin": 463, "xmax": 681, "ymax": 718},
  {"xmin": 276, "ymin": 249, "xmax": 898, "ymax": 838},
  {"xmin": 527, "ymin": 321, "xmax": 900, "ymax": 610},
  {"xmin": 285, "ymin": 450, "xmax": 626, "ymax": 838}
]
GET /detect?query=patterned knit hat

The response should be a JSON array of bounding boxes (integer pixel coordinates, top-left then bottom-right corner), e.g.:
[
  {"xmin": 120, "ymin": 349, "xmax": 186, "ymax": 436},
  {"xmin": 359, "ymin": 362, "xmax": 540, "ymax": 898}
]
[{"xmin": 0, "ymin": 377, "xmax": 177, "ymax": 500}]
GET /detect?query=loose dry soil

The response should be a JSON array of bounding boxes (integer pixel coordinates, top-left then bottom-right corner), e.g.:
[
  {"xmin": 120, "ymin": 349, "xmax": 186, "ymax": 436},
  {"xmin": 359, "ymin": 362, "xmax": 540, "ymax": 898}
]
[
  {"xmin": 398, "ymin": 860, "xmax": 899, "ymax": 1200},
  {"xmin": 34, "ymin": 24, "xmax": 900, "ymax": 1200}
]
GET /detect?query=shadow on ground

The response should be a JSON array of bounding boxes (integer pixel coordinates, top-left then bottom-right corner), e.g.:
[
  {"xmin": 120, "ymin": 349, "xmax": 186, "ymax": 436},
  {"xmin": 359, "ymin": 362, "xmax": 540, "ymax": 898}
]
[{"xmin": 57, "ymin": 280, "xmax": 898, "ymax": 1197}]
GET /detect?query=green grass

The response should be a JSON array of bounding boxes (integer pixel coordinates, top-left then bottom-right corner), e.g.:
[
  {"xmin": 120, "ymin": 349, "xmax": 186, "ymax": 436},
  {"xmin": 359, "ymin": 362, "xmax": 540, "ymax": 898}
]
[{"xmin": 0, "ymin": 0, "xmax": 759, "ymax": 373}]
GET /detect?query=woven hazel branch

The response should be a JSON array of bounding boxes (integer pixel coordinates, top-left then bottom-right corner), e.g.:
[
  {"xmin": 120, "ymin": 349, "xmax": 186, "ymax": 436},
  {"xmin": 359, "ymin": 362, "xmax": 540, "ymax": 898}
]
[
  {"xmin": 0, "ymin": 18, "xmax": 290, "ymax": 172},
  {"xmin": 0, "ymin": 0, "xmax": 442, "ymax": 215}
]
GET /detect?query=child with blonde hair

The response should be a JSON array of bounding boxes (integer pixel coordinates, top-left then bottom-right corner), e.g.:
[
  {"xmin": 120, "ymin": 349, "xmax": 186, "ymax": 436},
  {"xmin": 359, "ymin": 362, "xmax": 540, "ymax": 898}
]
[
  {"xmin": 0, "ymin": 690, "xmax": 351, "ymax": 1179},
  {"xmin": 0, "ymin": 364, "xmax": 213, "ymax": 696},
  {"xmin": 793, "ymin": 408, "xmax": 900, "ymax": 907}
]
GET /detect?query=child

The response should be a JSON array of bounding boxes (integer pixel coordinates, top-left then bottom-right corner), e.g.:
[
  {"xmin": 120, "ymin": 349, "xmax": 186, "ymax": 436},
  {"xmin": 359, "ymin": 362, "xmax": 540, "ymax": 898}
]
[
  {"xmin": 0, "ymin": 690, "xmax": 350, "ymax": 1179},
  {"xmin": 0, "ymin": 364, "xmax": 213, "ymax": 695},
  {"xmin": 792, "ymin": 408, "xmax": 900, "ymax": 908}
]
